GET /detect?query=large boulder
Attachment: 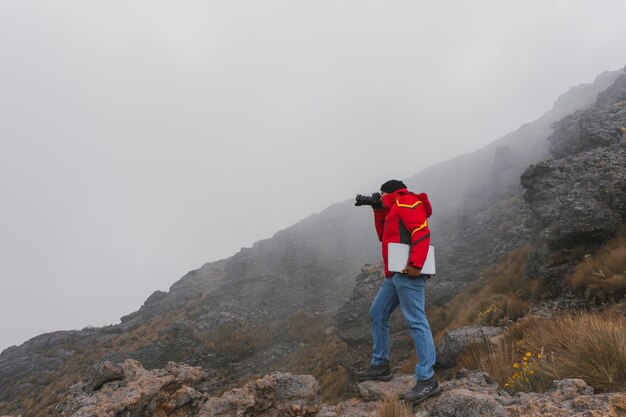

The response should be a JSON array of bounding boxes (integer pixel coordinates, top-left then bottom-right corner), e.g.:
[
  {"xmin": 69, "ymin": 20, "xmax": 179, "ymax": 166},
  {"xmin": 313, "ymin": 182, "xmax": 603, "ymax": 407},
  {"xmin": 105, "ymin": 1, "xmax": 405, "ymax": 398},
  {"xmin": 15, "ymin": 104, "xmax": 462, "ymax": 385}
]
[
  {"xmin": 199, "ymin": 373, "xmax": 320, "ymax": 417},
  {"xmin": 83, "ymin": 361, "xmax": 124, "ymax": 392},
  {"xmin": 426, "ymin": 389, "xmax": 507, "ymax": 417},
  {"xmin": 436, "ymin": 326, "xmax": 505, "ymax": 368},
  {"xmin": 356, "ymin": 374, "xmax": 415, "ymax": 401},
  {"xmin": 57, "ymin": 359, "xmax": 206, "ymax": 417}
]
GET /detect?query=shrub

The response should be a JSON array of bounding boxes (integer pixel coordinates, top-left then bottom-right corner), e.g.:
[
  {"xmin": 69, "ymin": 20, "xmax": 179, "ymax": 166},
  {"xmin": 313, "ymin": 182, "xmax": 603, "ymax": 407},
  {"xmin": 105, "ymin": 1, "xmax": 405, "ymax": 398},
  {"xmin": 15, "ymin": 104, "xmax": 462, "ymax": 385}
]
[
  {"xmin": 503, "ymin": 349, "xmax": 552, "ymax": 392},
  {"xmin": 474, "ymin": 303, "xmax": 504, "ymax": 326}
]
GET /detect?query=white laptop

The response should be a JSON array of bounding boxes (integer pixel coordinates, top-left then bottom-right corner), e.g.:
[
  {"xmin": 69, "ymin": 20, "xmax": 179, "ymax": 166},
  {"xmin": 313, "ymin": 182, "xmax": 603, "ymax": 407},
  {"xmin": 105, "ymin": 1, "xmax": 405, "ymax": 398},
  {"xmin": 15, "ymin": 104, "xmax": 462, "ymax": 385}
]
[{"xmin": 388, "ymin": 243, "xmax": 436, "ymax": 275}]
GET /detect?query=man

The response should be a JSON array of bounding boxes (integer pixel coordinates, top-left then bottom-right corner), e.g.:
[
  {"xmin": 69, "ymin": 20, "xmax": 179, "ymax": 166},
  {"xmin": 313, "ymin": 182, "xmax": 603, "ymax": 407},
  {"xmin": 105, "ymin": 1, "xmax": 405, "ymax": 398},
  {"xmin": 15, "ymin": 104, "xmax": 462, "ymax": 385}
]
[{"xmin": 355, "ymin": 179, "xmax": 440, "ymax": 404}]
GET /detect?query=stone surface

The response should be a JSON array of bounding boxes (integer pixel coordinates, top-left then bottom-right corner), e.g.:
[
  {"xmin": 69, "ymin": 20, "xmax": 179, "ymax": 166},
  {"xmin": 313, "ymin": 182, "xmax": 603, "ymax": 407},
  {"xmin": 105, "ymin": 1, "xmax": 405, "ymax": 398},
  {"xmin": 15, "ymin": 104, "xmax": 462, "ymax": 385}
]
[
  {"xmin": 425, "ymin": 389, "xmax": 507, "ymax": 417},
  {"xmin": 436, "ymin": 326, "xmax": 505, "ymax": 368},
  {"xmin": 198, "ymin": 373, "xmax": 320, "ymax": 417},
  {"xmin": 318, "ymin": 399, "xmax": 379, "ymax": 417},
  {"xmin": 56, "ymin": 359, "xmax": 206, "ymax": 417},
  {"xmin": 356, "ymin": 374, "xmax": 415, "ymax": 401},
  {"xmin": 359, "ymin": 371, "xmax": 626, "ymax": 417},
  {"xmin": 57, "ymin": 360, "xmax": 321, "ymax": 417},
  {"xmin": 505, "ymin": 379, "xmax": 626, "ymax": 417},
  {"xmin": 83, "ymin": 361, "xmax": 124, "ymax": 392}
]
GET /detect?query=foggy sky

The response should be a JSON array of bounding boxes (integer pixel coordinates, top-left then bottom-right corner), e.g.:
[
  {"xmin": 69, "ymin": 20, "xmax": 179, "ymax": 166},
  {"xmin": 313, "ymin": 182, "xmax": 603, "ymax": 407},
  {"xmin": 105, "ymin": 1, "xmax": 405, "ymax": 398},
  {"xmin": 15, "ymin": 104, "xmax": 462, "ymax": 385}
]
[{"xmin": 2, "ymin": 1, "xmax": 626, "ymax": 351}]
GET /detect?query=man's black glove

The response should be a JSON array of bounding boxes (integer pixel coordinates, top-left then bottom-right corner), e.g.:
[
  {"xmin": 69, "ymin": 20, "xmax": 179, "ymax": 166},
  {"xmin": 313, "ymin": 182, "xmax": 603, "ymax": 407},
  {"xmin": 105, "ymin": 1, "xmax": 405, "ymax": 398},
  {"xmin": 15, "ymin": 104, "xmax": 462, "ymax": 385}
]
[{"xmin": 371, "ymin": 195, "xmax": 383, "ymax": 209}]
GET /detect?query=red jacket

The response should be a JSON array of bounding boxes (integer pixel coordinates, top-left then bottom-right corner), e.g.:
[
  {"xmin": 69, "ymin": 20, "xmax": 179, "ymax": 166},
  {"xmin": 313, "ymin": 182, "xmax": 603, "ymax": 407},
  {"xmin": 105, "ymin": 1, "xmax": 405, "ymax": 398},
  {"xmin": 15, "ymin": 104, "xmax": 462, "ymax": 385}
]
[{"xmin": 374, "ymin": 188, "xmax": 432, "ymax": 278}]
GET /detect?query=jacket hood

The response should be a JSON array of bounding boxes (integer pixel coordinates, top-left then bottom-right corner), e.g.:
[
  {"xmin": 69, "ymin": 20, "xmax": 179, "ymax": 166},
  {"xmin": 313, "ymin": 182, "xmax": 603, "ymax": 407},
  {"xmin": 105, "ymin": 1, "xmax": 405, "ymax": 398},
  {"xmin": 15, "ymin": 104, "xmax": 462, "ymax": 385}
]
[
  {"xmin": 381, "ymin": 188, "xmax": 432, "ymax": 218},
  {"xmin": 381, "ymin": 188, "xmax": 408, "ymax": 209}
]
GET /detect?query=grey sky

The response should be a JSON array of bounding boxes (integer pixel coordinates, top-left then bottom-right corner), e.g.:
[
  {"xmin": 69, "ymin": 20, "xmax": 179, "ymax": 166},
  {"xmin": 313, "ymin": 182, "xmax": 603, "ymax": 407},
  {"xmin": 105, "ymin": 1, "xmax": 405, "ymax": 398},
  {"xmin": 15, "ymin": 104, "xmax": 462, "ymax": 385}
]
[{"xmin": 1, "ymin": 1, "xmax": 626, "ymax": 351}]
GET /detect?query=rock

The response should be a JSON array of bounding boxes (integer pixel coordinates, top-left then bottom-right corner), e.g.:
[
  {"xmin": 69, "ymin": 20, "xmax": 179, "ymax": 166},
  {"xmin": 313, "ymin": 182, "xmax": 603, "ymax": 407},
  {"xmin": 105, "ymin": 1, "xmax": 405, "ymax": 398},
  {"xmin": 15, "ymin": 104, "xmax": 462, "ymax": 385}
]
[
  {"xmin": 441, "ymin": 371, "xmax": 499, "ymax": 392},
  {"xmin": 423, "ymin": 388, "xmax": 507, "ymax": 417},
  {"xmin": 318, "ymin": 398, "xmax": 380, "ymax": 417},
  {"xmin": 57, "ymin": 360, "xmax": 320, "ymax": 417},
  {"xmin": 356, "ymin": 374, "xmax": 415, "ymax": 401},
  {"xmin": 505, "ymin": 378, "xmax": 626, "ymax": 417},
  {"xmin": 436, "ymin": 326, "xmax": 505, "ymax": 368},
  {"xmin": 56, "ymin": 359, "xmax": 206, "ymax": 417},
  {"xmin": 551, "ymin": 378, "xmax": 594, "ymax": 397},
  {"xmin": 83, "ymin": 361, "xmax": 124, "ymax": 392},
  {"xmin": 273, "ymin": 372, "xmax": 320, "ymax": 401},
  {"xmin": 197, "ymin": 372, "xmax": 321, "ymax": 417}
]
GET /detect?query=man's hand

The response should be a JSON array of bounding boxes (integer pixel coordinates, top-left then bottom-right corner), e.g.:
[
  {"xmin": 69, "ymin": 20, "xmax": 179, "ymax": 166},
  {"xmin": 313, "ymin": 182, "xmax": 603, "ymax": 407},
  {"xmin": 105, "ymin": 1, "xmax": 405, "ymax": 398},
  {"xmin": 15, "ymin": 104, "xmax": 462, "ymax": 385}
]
[{"xmin": 401, "ymin": 265, "xmax": 422, "ymax": 278}]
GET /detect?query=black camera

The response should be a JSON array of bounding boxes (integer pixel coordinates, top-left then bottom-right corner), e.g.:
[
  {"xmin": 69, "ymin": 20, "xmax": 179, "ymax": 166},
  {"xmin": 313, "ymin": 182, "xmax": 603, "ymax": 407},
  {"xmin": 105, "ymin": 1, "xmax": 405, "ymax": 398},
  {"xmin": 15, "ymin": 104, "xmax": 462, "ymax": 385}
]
[{"xmin": 355, "ymin": 192, "xmax": 382, "ymax": 209}]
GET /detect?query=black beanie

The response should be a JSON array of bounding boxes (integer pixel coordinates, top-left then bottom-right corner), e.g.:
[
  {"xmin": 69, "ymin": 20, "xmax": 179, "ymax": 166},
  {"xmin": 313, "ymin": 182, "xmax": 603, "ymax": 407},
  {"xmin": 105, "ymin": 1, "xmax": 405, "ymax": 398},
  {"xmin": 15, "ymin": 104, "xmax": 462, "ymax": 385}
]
[{"xmin": 380, "ymin": 179, "xmax": 406, "ymax": 193}]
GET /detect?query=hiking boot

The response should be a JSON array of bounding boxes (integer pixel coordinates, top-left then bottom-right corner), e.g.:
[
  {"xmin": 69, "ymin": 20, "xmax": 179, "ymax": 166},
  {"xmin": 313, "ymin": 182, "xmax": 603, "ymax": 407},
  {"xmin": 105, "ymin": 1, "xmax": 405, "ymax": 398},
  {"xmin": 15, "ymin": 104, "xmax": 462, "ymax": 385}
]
[
  {"xmin": 400, "ymin": 375, "xmax": 442, "ymax": 404},
  {"xmin": 354, "ymin": 363, "xmax": 393, "ymax": 381}
]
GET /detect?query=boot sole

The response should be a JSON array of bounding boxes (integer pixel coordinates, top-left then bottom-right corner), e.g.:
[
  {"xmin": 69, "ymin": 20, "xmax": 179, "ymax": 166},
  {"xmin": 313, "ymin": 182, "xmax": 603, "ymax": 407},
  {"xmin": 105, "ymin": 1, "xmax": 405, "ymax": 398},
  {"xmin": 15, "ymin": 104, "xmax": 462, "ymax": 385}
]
[
  {"xmin": 404, "ymin": 385, "xmax": 442, "ymax": 406},
  {"xmin": 355, "ymin": 374, "xmax": 393, "ymax": 382}
]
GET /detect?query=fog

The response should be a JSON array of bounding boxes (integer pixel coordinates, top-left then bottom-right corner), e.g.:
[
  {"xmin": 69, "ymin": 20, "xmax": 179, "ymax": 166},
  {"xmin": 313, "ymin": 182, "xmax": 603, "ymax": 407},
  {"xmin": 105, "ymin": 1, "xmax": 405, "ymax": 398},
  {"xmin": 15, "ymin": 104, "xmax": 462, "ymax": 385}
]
[{"xmin": 1, "ymin": 1, "xmax": 626, "ymax": 351}]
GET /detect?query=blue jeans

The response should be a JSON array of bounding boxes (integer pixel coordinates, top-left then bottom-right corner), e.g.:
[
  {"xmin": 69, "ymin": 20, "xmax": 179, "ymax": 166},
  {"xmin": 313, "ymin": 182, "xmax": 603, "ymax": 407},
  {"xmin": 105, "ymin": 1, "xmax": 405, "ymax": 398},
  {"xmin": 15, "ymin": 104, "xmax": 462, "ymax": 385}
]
[{"xmin": 370, "ymin": 273, "xmax": 436, "ymax": 381}]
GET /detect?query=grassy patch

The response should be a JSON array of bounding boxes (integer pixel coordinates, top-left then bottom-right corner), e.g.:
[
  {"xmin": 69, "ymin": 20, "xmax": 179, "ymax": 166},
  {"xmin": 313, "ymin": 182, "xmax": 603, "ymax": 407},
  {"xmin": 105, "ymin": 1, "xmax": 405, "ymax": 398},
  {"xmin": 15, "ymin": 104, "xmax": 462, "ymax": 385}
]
[
  {"xmin": 428, "ymin": 244, "xmax": 539, "ymax": 339},
  {"xmin": 459, "ymin": 311, "xmax": 626, "ymax": 393},
  {"xmin": 565, "ymin": 227, "xmax": 626, "ymax": 303}
]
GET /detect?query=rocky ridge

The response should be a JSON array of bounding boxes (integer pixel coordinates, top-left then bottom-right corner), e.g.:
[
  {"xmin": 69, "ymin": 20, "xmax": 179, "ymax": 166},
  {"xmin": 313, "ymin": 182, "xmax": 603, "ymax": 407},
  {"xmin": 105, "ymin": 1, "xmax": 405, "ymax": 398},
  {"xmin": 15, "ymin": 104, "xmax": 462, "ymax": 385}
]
[
  {"xmin": 50, "ymin": 359, "xmax": 626, "ymax": 417},
  {"xmin": 56, "ymin": 360, "xmax": 322, "ymax": 417}
]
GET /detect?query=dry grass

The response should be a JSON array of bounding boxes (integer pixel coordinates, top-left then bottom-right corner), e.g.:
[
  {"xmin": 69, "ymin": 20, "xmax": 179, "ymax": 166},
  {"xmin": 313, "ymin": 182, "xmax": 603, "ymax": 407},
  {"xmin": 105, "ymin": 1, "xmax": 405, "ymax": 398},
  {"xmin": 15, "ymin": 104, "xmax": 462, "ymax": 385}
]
[
  {"xmin": 378, "ymin": 393, "xmax": 413, "ymax": 417},
  {"xmin": 565, "ymin": 228, "xmax": 626, "ymax": 303},
  {"xmin": 459, "ymin": 335, "xmax": 521, "ymax": 388},
  {"xmin": 428, "ymin": 245, "xmax": 537, "ymax": 340},
  {"xmin": 459, "ymin": 311, "xmax": 626, "ymax": 393},
  {"xmin": 519, "ymin": 311, "xmax": 626, "ymax": 392}
]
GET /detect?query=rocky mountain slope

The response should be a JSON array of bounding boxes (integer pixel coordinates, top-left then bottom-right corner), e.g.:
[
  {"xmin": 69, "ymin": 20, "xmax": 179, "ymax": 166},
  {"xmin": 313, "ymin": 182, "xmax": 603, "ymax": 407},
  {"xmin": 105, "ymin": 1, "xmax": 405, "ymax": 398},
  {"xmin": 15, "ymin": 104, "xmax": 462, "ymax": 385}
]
[
  {"xmin": 522, "ymin": 73, "xmax": 626, "ymax": 287},
  {"xmin": 1, "ymin": 67, "xmax": 624, "ymax": 416}
]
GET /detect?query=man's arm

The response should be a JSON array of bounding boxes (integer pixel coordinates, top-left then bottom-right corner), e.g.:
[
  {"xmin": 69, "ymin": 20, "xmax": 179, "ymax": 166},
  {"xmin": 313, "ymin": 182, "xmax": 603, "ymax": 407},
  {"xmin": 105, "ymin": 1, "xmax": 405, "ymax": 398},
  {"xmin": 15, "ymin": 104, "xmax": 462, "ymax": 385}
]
[{"xmin": 373, "ymin": 208, "xmax": 386, "ymax": 242}]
